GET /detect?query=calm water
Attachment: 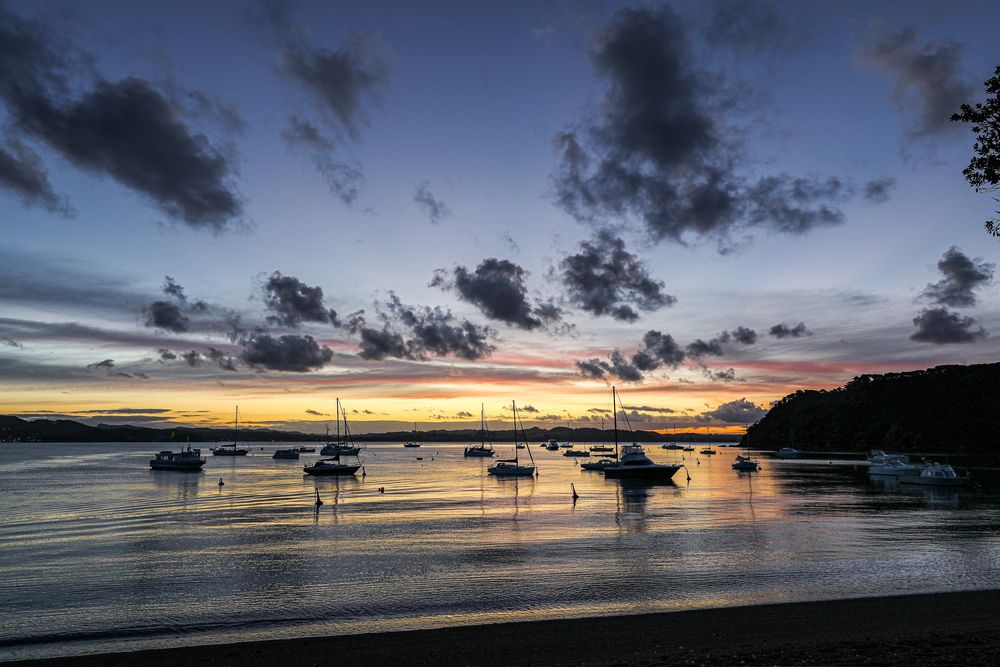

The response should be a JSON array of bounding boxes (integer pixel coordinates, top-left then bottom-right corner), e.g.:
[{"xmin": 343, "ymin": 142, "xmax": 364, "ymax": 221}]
[{"xmin": 2, "ymin": 442, "xmax": 999, "ymax": 661}]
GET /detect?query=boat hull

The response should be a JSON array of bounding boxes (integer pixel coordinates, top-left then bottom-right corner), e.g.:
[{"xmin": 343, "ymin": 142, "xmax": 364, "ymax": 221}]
[
  {"xmin": 303, "ymin": 464, "xmax": 360, "ymax": 476},
  {"xmin": 464, "ymin": 449, "xmax": 494, "ymax": 457},
  {"xmin": 149, "ymin": 461, "xmax": 205, "ymax": 471},
  {"xmin": 487, "ymin": 465, "xmax": 535, "ymax": 476},
  {"xmin": 212, "ymin": 449, "xmax": 249, "ymax": 456},
  {"xmin": 732, "ymin": 462, "xmax": 759, "ymax": 471},
  {"xmin": 604, "ymin": 464, "xmax": 680, "ymax": 479},
  {"xmin": 899, "ymin": 475, "xmax": 969, "ymax": 487}
]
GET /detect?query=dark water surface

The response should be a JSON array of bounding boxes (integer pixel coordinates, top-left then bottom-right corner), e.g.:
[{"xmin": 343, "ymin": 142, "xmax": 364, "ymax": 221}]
[{"xmin": 2, "ymin": 442, "xmax": 998, "ymax": 661}]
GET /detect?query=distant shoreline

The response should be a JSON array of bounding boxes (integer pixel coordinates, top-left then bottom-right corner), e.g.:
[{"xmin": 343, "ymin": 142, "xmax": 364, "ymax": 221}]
[{"xmin": 8, "ymin": 589, "xmax": 999, "ymax": 666}]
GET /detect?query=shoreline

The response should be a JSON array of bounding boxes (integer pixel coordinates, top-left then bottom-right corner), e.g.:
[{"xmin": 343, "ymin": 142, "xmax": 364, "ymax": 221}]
[{"xmin": 8, "ymin": 589, "xmax": 1000, "ymax": 666}]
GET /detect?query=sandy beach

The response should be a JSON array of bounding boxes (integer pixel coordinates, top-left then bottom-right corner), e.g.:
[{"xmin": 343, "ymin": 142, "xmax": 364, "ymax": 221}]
[{"xmin": 9, "ymin": 589, "xmax": 999, "ymax": 666}]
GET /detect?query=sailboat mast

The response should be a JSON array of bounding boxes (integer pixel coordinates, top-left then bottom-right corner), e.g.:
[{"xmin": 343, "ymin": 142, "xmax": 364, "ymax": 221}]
[
  {"xmin": 612, "ymin": 387, "xmax": 619, "ymax": 459},
  {"xmin": 480, "ymin": 403, "xmax": 485, "ymax": 446},
  {"xmin": 336, "ymin": 398, "xmax": 341, "ymax": 441},
  {"xmin": 234, "ymin": 405, "xmax": 239, "ymax": 446},
  {"xmin": 512, "ymin": 400, "xmax": 518, "ymax": 466}
]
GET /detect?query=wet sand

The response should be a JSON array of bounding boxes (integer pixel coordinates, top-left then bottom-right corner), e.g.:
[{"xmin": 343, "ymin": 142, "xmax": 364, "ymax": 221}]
[{"xmin": 10, "ymin": 589, "xmax": 1000, "ymax": 666}]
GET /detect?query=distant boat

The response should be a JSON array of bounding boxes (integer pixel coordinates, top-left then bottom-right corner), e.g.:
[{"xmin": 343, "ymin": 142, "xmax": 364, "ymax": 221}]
[
  {"xmin": 404, "ymin": 422, "xmax": 422, "ymax": 447},
  {"xmin": 212, "ymin": 406, "xmax": 250, "ymax": 456},
  {"xmin": 320, "ymin": 399, "xmax": 362, "ymax": 456},
  {"xmin": 304, "ymin": 401, "xmax": 362, "ymax": 477},
  {"xmin": 661, "ymin": 443, "xmax": 684, "ymax": 450},
  {"xmin": 563, "ymin": 449, "xmax": 590, "ymax": 457},
  {"xmin": 699, "ymin": 447, "xmax": 716, "ymax": 455},
  {"xmin": 150, "ymin": 444, "xmax": 205, "ymax": 471},
  {"xmin": 775, "ymin": 447, "xmax": 800, "ymax": 459},
  {"xmin": 589, "ymin": 444, "xmax": 614, "ymax": 454},
  {"xmin": 900, "ymin": 463, "xmax": 970, "ymax": 487},
  {"xmin": 602, "ymin": 387, "xmax": 683, "ymax": 481},
  {"xmin": 296, "ymin": 446, "xmax": 316, "ymax": 453},
  {"xmin": 272, "ymin": 448, "xmax": 300, "ymax": 460},
  {"xmin": 464, "ymin": 404, "xmax": 495, "ymax": 458},
  {"xmin": 868, "ymin": 449, "xmax": 906, "ymax": 464},
  {"xmin": 682, "ymin": 445, "xmax": 695, "ymax": 452},
  {"xmin": 545, "ymin": 440, "xmax": 560, "ymax": 451},
  {"xmin": 487, "ymin": 401, "xmax": 536, "ymax": 477},
  {"xmin": 868, "ymin": 457, "xmax": 923, "ymax": 476}
]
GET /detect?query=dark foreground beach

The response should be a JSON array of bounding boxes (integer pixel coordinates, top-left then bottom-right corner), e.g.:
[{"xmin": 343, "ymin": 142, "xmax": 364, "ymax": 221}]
[{"xmin": 10, "ymin": 589, "xmax": 1000, "ymax": 666}]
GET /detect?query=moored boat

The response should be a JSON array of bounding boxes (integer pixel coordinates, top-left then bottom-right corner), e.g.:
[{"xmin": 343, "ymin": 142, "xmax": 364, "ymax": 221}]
[
  {"xmin": 775, "ymin": 447, "xmax": 800, "ymax": 459},
  {"xmin": 563, "ymin": 449, "xmax": 590, "ymax": 457},
  {"xmin": 212, "ymin": 406, "xmax": 250, "ymax": 456},
  {"xmin": 464, "ymin": 405, "xmax": 496, "ymax": 457},
  {"xmin": 601, "ymin": 387, "xmax": 683, "ymax": 481},
  {"xmin": 487, "ymin": 401, "xmax": 536, "ymax": 477},
  {"xmin": 273, "ymin": 448, "xmax": 300, "ymax": 460},
  {"xmin": 900, "ymin": 463, "xmax": 970, "ymax": 487},
  {"xmin": 150, "ymin": 445, "xmax": 205, "ymax": 471}
]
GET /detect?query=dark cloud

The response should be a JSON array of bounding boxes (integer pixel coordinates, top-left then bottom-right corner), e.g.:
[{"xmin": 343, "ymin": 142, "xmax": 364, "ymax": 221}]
[
  {"xmin": 262, "ymin": 271, "xmax": 340, "ymax": 328},
  {"xmin": 686, "ymin": 337, "xmax": 725, "ymax": 358},
  {"xmin": 560, "ymin": 232, "xmax": 675, "ymax": 321},
  {"xmin": 0, "ymin": 6, "xmax": 244, "ymax": 230},
  {"xmin": 575, "ymin": 350, "xmax": 643, "ymax": 383},
  {"xmin": 552, "ymin": 7, "xmax": 855, "ymax": 248},
  {"xmin": 304, "ymin": 409, "xmax": 328, "ymax": 416},
  {"xmin": 769, "ymin": 322, "xmax": 811, "ymax": 338},
  {"xmin": 162, "ymin": 276, "xmax": 186, "ymax": 301},
  {"xmin": 282, "ymin": 116, "xmax": 362, "ymax": 205},
  {"xmin": 519, "ymin": 405, "xmax": 539, "ymax": 413},
  {"xmin": 911, "ymin": 307, "xmax": 987, "ymax": 344},
  {"xmin": 433, "ymin": 259, "xmax": 559, "ymax": 330},
  {"xmin": 414, "ymin": 181, "xmax": 450, "ymax": 224},
  {"xmin": 622, "ymin": 405, "xmax": 674, "ymax": 414},
  {"xmin": 80, "ymin": 408, "xmax": 170, "ymax": 415},
  {"xmin": 632, "ymin": 330, "xmax": 686, "ymax": 371},
  {"xmin": 576, "ymin": 358, "xmax": 609, "ymax": 380},
  {"xmin": 180, "ymin": 350, "xmax": 202, "ymax": 367},
  {"xmin": 863, "ymin": 177, "xmax": 896, "ymax": 204},
  {"xmin": 455, "ymin": 410, "xmax": 473, "ymax": 418},
  {"xmin": 920, "ymin": 246, "xmax": 993, "ymax": 307},
  {"xmin": 698, "ymin": 398, "xmax": 766, "ymax": 423},
  {"xmin": 0, "ymin": 138, "xmax": 70, "ymax": 214},
  {"xmin": 86, "ymin": 358, "xmax": 115, "ymax": 370},
  {"xmin": 240, "ymin": 333, "xmax": 334, "ymax": 372},
  {"xmin": 863, "ymin": 27, "xmax": 974, "ymax": 141},
  {"xmin": 156, "ymin": 348, "xmax": 177, "ymax": 361},
  {"xmin": 144, "ymin": 301, "xmax": 190, "ymax": 333},
  {"xmin": 730, "ymin": 326, "xmax": 757, "ymax": 345},
  {"xmin": 2, "ymin": 337, "xmax": 23, "ymax": 348},
  {"xmin": 205, "ymin": 347, "xmax": 238, "ymax": 372},
  {"xmin": 687, "ymin": 327, "xmax": 758, "ymax": 357},
  {"xmin": 348, "ymin": 295, "xmax": 496, "ymax": 362}
]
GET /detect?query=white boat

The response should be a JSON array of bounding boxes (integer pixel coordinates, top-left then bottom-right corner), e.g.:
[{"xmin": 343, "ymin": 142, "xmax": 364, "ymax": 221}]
[
  {"xmin": 464, "ymin": 405, "xmax": 496, "ymax": 457},
  {"xmin": 868, "ymin": 449, "xmax": 907, "ymax": 464},
  {"xmin": 150, "ymin": 445, "xmax": 205, "ymax": 471},
  {"xmin": 775, "ymin": 447, "xmax": 801, "ymax": 459},
  {"xmin": 212, "ymin": 406, "xmax": 250, "ymax": 456},
  {"xmin": 900, "ymin": 463, "xmax": 970, "ymax": 487},
  {"xmin": 272, "ymin": 448, "xmax": 299, "ymax": 460},
  {"xmin": 545, "ymin": 440, "xmax": 560, "ymax": 451},
  {"xmin": 487, "ymin": 401, "xmax": 536, "ymax": 477},
  {"xmin": 868, "ymin": 458, "xmax": 923, "ymax": 476},
  {"xmin": 601, "ymin": 387, "xmax": 682, "ymax": 481}
]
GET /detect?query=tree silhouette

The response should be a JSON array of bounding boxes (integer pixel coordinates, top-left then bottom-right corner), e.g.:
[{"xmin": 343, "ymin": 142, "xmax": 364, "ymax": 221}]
[{"xmin": 953, "ymin": 66, "xmax": 1000, "ymax": 236}]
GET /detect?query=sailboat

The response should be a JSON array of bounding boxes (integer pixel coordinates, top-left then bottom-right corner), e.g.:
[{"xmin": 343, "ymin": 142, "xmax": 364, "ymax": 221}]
[
  {"xmin": 603, "ymin": 387, "xmax": 683, "ymax": 480},
  {"xmin": 582, "ymin": 417, "xmax": 618, "ymax": 470},
  {"xmin": 732, "ymin": 424, "xmax": 761, "ymax": 472},
  {"xmin": 464, "ymin": 404, "xmax": 495, "ymax": 457},
  {"xmin": 212, "ymin": 406, "xmax": 250, "ymax": 456},
  {"xmin": 404, "ymin": 422, "xmax": 421, "ymax": 447},
  {"xmin": 487, "ymin": 401, "xmax": 536, "ymax": 476},
  {"xmin": 320, "ymin": 398, "xmax": 362, "ymax": 456},
  {"xmin": 304, "ymin": 400, "xmax": 362, "ymax": 476}
]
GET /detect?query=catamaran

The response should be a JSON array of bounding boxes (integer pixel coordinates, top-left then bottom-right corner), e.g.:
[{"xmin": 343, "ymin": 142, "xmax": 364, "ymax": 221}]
[
  {"xmin": 212, "ymin": 406, "xmax": 250, "ymax": 456},
  {"xmin": 464, "ymin": 404, "xmax": 495, "ymax": 457},
  {"xmin": 487, "ymin": 401, "xmax": 536, "ymax": 476},
  {"xmin": 602, "ymin": 387, "xmax": 683, "ymax": 480}
]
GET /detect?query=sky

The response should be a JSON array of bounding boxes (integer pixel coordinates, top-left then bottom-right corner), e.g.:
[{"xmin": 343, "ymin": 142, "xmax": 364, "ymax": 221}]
[{"xmin": 2, "ymin": 0, "xmax": 1000, "ymax": 434}]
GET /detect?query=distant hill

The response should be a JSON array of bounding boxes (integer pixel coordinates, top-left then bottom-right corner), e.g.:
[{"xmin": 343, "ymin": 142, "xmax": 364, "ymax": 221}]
[
  {"xmin": 0, "ymin": 416, "xmax": 739, "ymax": 444},
  {"xmin": 747, "ymin": 362, "xmax": 1000, "ymax": 453}
]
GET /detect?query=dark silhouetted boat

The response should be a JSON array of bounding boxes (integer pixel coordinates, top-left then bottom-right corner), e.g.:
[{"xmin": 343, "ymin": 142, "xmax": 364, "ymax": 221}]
[
  {"xmin": 150, "ymin": 445, "xmax": 205, "ymax": 471},
  {"xmin": 212, "ymin": 406, "xmax": 250, "ymax": 456},
  {"xmin": 602, "ymin": 387, "xmax": 682, "ymax": 481},
  {"xmin": 305, "ymin": 401, "xmax": 362, "ymax": 476},
  {"xmin": 487, "ymin": 401, "xmax": 536, "ymax": 476},
  {"xmin": 320, "ymin": 398, "xmax": 362, "ymax": 456},
  {"xmin": 464, "ymin": 404, "xmax": 495, "ymax": 458},
  {"xmin": 273, "ymin": 448, "xmax": 299, "ymax": 460}
]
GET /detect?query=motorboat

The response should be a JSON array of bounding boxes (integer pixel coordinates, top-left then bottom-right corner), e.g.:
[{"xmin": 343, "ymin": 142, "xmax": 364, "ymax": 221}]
[
  {"xmin": 661, "ymin": 443, "xmax": 684, "ymax": 450},
  {"xmin": 403, "ymin": 441, "xmax": 421, "ymax": 448},
  {"xmin": 868, "ymin": 457, "xmax": 924, "ymax": 476},
  {"xmin": 900, "ymin": 463, "xmax": 970, "ymax": 487},
  {"xmin": 150, "ymin": 445, "xmax": 205, "ymax": 471},
  {"xmin": 303, "ymin": 455, "xmax": 360, "ymax": 476},
  {"xmin": 775, "ymin": 447, "xmax": 801, "ymax": 459},
  {"xmin": 589, "ymin": 444, "xmax": 614, "ymax": 454},
  {"xmin": 563, "ymin": 449, "xmax": 590, "ymax": 457},
  {"xmin": 465, "ymin": 405, "xmax": 496, "ymax": 457},
  {"xmin": 273, "ymin": 448, "xmax": 300, "ymax": 459},
  {"xmin": 545, "ymin": 440, "xmax": 560, "ymax": 451},
  {"xmin": 682, "ymin": 445, "xmax": 695, "ymax": 452},
  {"xmin": 600, "ymin": 387, "xmax": 683, "ymax": 481},
  {"xmin": 296, "ymin": 446, "xmax": 316, "ymax": 453},
  {"xmin": 699, "ymin": 447, "xmax": 716, "ymax": 455},
  {"xmin": 868, "ymin": 449, "xmax": 907, "ymax": 464},
  {"xmin": 580, "ymin": 457, "xmax": 618, "ymax": 471},
  {"xmin": 487, "ymin": 401, "xmax": 536, "ymax": 477},
  {"xmin": 212, "ymin": 406, "xmax": 250, "ymax": 456}
]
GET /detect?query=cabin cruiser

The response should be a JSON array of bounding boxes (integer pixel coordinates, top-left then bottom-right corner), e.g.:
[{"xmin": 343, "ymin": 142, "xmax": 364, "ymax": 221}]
[
  {"xmin": 150, "ymin": 446, "xmax": 206, "ymax": 471},
  {"xmin": 545, "ymin": 440, "xmax": 560, "ymax": 451},
  {"xmin": 868, "ymin": 457, "xmax": 924, "ymax": 476},
  {"xmin": 603, "ymin": 443, "xmax": 682, "ymax": 479},
  {"xmin": 900, "ymin": 463, "xmax": 970, "ymax": 487},
  {"xmin": 868, "ymin": 449, "xmax": 908, "ymax": 464},
  {"xmin": 563, "ymin": 449, "xmax": 590, "ymax": 457},
  {"xmin": 661, "ymin": 443, "xmax": 683, "ymax": 450},
  {"xmin": 273, "ymin": 448, "xmax": 300, "ymax": 460},
  {"xmin": 580, "ymin": 457, "xmax": 618, "ymax": 471},
  {"xmin": 775, "ymin": 447, "xmax": 801, "ymax": 459},
  {"xmin": 589, "ymin": 444, "xmax": 614, "ymax": 454},
  {"xmin": 296, "ymin": 446, "xmax": 316, "ymax": 453},
  {"xmin": 699, "ymin": 447, "xmax": 716, "ymax": 455}
]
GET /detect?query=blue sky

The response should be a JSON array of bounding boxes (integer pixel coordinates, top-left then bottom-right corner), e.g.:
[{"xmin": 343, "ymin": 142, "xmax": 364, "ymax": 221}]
[{"xmin": 2, "ymin": 0, "xmax": 1000, "ymax": 432}]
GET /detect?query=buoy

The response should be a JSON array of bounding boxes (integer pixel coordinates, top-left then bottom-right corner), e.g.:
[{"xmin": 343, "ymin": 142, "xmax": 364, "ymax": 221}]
[
  {"xmin": 697, "ymin": 459, "xmax": 701, "ymax": 465},
  {"xmin": 571, "ymin": 483, "xmax": 579, "ymax": 501},
  {"xmin": 218, "ymin": 477, "xmax": 224, "ymax": 486},
  {"xmin": 315, "ymin": 490, "xmax": 323, "ymax": 507}
]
